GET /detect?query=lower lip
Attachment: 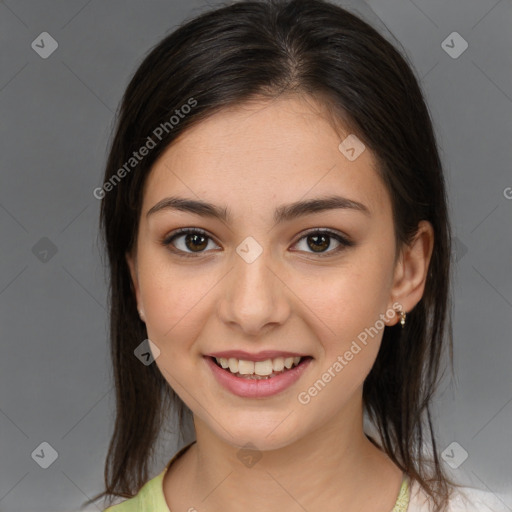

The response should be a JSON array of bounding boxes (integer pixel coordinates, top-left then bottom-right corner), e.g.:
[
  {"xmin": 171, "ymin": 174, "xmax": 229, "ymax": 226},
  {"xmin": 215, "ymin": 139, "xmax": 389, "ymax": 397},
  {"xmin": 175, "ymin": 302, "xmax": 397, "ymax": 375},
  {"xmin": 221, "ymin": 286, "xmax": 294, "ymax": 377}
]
[{"xmin": 205, "ymin": 356, "xmax": 312, "ymax": 398}]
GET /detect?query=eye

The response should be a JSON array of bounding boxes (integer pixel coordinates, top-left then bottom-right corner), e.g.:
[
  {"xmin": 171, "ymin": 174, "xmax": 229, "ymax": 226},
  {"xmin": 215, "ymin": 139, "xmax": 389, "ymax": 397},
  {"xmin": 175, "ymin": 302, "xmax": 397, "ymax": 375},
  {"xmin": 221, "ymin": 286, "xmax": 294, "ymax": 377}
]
[
  {"xmin": 162, "ymin": 228, "xmax": 220, "ymax": 257},
  {"xmin": 161, "ymin": 228, "xmax": 354, "ymax": 258},
  {"xmin": 292, "ymin": 229, "xmax": 354, "ymax": 257}
]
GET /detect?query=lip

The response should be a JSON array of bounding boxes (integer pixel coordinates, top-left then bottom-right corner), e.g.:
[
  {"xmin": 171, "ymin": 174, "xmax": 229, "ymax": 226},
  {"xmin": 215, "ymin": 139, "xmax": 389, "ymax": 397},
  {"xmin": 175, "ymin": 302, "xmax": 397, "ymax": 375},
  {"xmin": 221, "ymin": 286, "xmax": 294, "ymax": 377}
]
[
  {"xmin": 205, "ymin": 350, "xmax": 308, "ymax": 362},
  {"xmin": 205, "ymin": 355, "xmax": 312, "ymax": 398}
]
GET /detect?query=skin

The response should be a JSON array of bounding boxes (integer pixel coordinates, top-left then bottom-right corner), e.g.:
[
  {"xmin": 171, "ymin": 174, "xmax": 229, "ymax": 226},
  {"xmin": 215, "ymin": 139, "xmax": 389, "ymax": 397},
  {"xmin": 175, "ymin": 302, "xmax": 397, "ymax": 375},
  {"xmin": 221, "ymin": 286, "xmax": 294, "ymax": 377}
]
[{"xmin": 126, "ymin": 94, "xmax": 434, "ymax": 512}]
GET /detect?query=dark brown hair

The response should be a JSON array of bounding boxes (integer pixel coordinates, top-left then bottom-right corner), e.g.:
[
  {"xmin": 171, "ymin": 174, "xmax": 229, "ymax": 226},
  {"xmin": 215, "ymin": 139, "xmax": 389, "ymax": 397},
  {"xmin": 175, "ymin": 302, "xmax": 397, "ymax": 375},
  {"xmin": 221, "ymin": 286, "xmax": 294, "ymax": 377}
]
[{"xmin": 85, "ymin": 0, "xmax": 458, "ymax": 509}]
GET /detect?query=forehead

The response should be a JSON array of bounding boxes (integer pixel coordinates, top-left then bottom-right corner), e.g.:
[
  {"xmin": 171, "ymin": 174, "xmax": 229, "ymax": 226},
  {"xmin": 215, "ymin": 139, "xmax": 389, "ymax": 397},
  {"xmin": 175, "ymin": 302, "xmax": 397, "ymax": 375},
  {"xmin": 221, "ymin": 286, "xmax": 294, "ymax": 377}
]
[{"xmin": 142, "ymin": 96, "xmax": 390, "ymax": 220}]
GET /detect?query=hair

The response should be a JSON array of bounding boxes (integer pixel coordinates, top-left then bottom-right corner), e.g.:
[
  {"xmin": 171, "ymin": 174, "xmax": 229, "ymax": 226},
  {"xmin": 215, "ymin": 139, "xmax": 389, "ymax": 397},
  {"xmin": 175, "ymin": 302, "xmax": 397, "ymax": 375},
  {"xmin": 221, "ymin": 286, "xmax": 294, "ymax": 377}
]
[{"xmin": 85, "ymin": 0, "xmax": 458, "ymax": 510}]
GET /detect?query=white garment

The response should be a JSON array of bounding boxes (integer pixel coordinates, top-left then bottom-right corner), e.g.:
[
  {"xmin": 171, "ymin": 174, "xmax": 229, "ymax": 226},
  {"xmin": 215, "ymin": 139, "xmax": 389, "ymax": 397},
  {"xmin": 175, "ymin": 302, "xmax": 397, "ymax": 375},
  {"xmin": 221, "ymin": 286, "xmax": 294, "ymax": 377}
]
[{"xmin": 407, "ymin": 479, "xmax": 510, "ymax": 511}]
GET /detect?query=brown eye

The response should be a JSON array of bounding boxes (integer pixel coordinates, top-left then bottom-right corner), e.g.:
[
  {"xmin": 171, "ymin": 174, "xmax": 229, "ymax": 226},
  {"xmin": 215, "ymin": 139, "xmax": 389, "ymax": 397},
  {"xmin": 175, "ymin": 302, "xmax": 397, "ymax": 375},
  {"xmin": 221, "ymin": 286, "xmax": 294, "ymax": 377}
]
[
  {"xmin": 183, "ymin": 232, "xmax": 208, "ymax": 252},
  {"xmin": 306, "ymin": 233, "xmax": 330, "ymax": 252},
  {"xmin": 293, "ymin": 229, "xmax": 354, "ymax": 257},
  {"xmin": 163, "ymin": 228, "xmax": 219, "ymax": 256}
]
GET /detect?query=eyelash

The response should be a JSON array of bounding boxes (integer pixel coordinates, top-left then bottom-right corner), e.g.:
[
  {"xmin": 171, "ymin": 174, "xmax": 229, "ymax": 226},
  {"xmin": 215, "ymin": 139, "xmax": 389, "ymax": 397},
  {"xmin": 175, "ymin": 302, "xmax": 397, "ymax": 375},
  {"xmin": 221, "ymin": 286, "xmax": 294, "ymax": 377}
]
[{"xmin": 161, "ymin": 227, "xmax": 354, "ymax": 259}]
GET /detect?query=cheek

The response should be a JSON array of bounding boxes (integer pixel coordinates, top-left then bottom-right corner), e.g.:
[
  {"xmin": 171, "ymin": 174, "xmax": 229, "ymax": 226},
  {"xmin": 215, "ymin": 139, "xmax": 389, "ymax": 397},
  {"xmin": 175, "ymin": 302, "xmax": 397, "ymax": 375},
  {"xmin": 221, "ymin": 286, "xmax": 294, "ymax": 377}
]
[
  {"xmin": 311, "ymin": 259, "xmax": 391, "ymax": 336},
  {"xmin": 139, "ymin": 263, "xmax": 215, "ymax": 358},
  {"xmin": 300, "ymin": 278, "xmax": 388, "ymax": 414},
  {"xmin": 310, "ymin": 253, "xmax": 393, "ymax": 379},
  {"xmin": 143, "ymin": 283, "xmax": 207, "ymax": 389}
]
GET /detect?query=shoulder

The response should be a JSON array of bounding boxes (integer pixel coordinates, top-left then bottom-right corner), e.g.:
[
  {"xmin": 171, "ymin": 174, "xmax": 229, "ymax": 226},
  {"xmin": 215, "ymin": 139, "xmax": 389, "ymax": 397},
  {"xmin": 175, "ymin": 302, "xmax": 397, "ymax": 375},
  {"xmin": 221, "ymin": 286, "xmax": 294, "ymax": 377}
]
[
  {"xmin": 102, "ymin": 467, "xmax": 169, "ymax": 512},
  {"xmin": 407, "ymin": 479, "xmax": 508, "ymax": 512},
  {"xmin": 101, "ymin": 441, "xmax": 196, "ymax": 512}
]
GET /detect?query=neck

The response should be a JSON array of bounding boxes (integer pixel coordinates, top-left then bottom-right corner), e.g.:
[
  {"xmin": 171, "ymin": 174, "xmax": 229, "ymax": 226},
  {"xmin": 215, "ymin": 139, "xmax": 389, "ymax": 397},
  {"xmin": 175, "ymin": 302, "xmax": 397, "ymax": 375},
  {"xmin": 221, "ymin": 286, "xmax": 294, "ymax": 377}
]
[{"xmin": 168, "ymin": 396, "xmax": 404, "ymax": 512}]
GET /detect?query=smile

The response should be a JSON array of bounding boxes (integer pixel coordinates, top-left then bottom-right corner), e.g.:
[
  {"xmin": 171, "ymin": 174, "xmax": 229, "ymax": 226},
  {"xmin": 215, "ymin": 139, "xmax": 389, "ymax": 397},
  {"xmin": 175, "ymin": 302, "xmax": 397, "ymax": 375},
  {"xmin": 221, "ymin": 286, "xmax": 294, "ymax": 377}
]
[
  {"xmin": 205, "ymin": 354, "xmax": 313, "ymax": 398},
  {"xmin": 213, "ymin": 356, "xmax": 303, "ymax": 379}
]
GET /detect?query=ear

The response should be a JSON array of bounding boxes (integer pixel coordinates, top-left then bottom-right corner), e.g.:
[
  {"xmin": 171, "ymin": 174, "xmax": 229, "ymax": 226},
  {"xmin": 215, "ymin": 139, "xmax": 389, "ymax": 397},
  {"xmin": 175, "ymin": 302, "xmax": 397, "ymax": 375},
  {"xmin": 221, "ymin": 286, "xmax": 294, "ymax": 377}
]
[
  {"xmin": 126, "ymin": 250, "xmax": 144, "ymax": 320},
  {"xmin": 387, "ymin": 220, "xmax": 434, "ymax": 326}
]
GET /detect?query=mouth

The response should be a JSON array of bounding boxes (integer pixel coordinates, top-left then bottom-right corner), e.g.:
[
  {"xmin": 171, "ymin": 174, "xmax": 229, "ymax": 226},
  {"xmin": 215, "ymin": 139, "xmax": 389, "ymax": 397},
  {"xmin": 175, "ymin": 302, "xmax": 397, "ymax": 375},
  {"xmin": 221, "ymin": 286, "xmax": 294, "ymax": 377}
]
[
  {"xmin": 204, "ymin": 350, "xmax": 314, "ymax": 398},
  {"xmin": 210, "ymin": 355, "xmax": 312, "ymax": 380}
]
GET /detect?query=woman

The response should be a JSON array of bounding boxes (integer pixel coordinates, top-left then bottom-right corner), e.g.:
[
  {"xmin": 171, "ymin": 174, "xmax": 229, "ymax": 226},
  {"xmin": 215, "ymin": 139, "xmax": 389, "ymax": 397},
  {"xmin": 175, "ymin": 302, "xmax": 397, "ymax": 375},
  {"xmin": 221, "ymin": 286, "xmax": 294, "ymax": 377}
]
[{"xmin": 85, "ymin": 0, "xmax": 506, "ymax": 510}]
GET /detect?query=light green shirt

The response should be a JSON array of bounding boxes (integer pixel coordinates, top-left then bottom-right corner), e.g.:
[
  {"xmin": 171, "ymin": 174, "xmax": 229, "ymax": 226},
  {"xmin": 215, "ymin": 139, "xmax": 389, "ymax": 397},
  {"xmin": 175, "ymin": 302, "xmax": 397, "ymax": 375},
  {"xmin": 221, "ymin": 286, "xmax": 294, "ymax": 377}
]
[{"xmin": 103, "ymin": 441, "xmax": 410, "ymax": 512}]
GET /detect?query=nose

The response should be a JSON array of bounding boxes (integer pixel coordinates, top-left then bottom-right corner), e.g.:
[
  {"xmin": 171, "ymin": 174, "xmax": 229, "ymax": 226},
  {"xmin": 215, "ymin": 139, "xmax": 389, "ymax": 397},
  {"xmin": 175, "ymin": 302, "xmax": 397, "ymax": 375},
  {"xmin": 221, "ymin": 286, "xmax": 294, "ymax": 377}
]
[{"xmin": 217, "ymin": 247, "xmax": 291, "ymax": 337}]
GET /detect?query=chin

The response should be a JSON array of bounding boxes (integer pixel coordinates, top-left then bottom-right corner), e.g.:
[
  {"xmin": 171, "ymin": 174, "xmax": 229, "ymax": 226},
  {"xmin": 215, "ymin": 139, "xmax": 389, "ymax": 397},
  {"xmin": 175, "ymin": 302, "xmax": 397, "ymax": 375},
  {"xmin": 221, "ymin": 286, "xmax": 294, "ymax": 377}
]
[{"xmin": 207, "ymin": 414, "xmax": 307, "ymax": 452}]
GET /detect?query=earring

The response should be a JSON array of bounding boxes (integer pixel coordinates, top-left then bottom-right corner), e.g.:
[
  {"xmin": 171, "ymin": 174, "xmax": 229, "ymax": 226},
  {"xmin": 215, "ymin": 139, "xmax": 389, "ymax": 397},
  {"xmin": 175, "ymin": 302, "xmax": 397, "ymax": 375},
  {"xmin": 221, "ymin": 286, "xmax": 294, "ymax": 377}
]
[
  {"xmin": 138, "ymin": 309, "xmax": 144, "ymax": 320},
  {"xmin": 399, "ymin": 310, "xmax": 406, "ymax": 328}
]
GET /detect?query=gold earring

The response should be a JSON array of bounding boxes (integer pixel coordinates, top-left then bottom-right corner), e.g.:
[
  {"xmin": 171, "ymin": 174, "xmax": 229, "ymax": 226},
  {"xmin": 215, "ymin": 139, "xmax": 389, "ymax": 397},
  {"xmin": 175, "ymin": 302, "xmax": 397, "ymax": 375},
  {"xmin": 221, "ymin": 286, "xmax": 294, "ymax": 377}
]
[{"xmin": 399, "ymin": 310, "xmax": 406, "ymax": 328}]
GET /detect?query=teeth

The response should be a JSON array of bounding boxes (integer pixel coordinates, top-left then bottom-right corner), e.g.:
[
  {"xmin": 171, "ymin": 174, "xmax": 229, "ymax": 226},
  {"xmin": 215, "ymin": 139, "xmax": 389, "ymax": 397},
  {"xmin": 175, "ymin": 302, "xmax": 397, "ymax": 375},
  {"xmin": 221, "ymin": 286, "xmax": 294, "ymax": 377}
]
[
  {"xmin": 228, "ymin": 357, "xmax": 238, "ymax": 373},
  {"xmin": 254, "ymin": 360, "xmax": 273, "ymax": 376},
  {"xmin": 215, "ymin": 356, "xmax": 304, "ymax": 376},
  {"xmin": 238, "ymin": 360, "xmax": 254, "ymax": 375},
  {"xmin": 273, "ymin": 357, "xmax": 285, "ymax": 372}
]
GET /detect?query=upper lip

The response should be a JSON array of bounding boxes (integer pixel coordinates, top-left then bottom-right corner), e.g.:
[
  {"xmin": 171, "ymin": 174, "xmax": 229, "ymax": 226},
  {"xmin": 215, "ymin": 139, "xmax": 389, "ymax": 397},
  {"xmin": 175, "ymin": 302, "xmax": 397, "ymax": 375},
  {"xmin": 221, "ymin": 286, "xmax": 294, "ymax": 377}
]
[{"xmin": 205, "ymin": 350, "xmax": 310, "ymax": 362}]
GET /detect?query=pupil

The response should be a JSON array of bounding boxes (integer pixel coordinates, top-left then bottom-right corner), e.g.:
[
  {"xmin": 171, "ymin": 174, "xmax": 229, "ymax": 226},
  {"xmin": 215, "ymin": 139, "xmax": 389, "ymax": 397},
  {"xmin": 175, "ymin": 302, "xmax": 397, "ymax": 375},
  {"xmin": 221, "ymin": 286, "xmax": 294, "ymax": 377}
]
[
  {"xmin": 186, "ymin": 233, "xmax": 207, "ymax": 251},
  {"xmin": 309, "ymin": 234, "xmax": 329, "ymax": 252}
]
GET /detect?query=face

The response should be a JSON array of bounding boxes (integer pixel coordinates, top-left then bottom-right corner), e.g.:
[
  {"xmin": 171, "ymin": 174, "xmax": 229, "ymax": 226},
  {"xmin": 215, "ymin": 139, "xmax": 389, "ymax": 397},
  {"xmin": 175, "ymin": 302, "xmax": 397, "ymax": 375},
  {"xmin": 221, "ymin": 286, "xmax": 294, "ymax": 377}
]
[{"xmin": 127, "ymin": 95, "xmax": 421, "ymax": 451}]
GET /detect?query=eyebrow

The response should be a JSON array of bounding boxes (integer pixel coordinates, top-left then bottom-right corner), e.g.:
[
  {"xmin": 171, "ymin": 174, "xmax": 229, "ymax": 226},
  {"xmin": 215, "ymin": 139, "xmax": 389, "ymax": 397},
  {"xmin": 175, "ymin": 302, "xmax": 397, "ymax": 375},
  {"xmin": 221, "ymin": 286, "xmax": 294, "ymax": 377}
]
[{"xmin": 146, "ymin": 194, "xmax": 371, "ymax": 223}]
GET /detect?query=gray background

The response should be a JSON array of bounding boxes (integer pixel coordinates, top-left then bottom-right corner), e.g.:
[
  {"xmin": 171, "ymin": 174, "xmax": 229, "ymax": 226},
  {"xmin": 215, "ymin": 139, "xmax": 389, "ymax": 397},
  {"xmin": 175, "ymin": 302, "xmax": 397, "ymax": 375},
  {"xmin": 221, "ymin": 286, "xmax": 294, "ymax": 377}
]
[{"xmin": 0, "ymin": 0, "xmax": 511, "ymax": 511}]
